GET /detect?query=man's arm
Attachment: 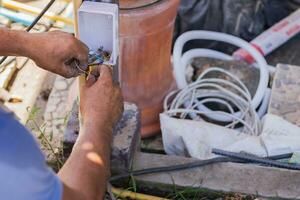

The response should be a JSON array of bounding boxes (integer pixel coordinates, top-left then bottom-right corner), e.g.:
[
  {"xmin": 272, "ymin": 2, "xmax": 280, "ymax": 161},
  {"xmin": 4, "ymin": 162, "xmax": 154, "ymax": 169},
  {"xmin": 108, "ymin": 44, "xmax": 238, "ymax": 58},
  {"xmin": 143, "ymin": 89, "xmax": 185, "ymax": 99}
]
[
  {"xmin": 0, "ymin": 28, "xmax": 88, "ymax": 78},
  {"xmin": 58, "ymin": 66, "xmax": 123, "ymax": 200},
  {"xmin": 0, "ymin": 29, "xmax": 29, "ymax": 56},
  {"xmin": 0, "ymin": 28, "xmax": 123, "ymax": 199}
]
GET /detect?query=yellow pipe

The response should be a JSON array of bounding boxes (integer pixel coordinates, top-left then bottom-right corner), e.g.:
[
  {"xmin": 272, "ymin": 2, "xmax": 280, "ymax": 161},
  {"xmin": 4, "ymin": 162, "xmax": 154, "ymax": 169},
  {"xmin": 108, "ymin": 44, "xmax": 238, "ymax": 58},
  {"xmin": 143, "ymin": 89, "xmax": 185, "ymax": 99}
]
[
  {"xmin": 2, "ymin": 0, "xmax": 74, "ymax": 25},
  {"xmin": 112, "ymin": 187, "xmax": 170, "ymax": 200}
]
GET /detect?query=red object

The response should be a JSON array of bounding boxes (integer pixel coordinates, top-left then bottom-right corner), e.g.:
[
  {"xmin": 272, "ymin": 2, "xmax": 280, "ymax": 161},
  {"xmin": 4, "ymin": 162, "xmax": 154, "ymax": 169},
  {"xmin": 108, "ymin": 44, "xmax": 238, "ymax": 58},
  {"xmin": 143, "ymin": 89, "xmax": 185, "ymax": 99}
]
[
  {"xmin": 233, "ymin": 9, "xmax": 300, "ymax": 63},
  {"xmin": 119, "ymin": 0, "xmax": 180, "ymax": 138}
]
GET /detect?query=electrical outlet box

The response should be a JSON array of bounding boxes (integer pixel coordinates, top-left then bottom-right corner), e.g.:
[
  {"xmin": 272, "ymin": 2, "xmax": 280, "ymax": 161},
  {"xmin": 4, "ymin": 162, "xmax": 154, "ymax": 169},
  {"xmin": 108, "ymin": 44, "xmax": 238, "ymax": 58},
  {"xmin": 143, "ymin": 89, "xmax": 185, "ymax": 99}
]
[{"xmin": 78, "ymin": 1, "xmax": 118, "ymax": 66}]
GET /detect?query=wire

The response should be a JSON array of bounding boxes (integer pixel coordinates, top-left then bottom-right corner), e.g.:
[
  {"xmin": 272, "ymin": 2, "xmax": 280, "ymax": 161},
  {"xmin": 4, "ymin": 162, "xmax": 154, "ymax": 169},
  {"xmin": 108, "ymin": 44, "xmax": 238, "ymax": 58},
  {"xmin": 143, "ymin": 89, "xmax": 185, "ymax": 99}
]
[
  {"xmin": 212, "ymin": 148, "xmax": 300, "ymax": 170},
  {"xmin": 0, "ymin": 0, "xmax": 56, "ymax": 66},
  {"xmin": 172, "ymin": 31, "xmax": 269, "ymax": 123},
  {"xmin": 110, "ymin": 152, "xmax": 293, "ymax": 181},
  {"xmin": 164, "ymin": 67, "xmax": 262, "ymax": 135},
  {"xmin": 75, "ymin": 59, "xmax": 89, "ymax": 76}
]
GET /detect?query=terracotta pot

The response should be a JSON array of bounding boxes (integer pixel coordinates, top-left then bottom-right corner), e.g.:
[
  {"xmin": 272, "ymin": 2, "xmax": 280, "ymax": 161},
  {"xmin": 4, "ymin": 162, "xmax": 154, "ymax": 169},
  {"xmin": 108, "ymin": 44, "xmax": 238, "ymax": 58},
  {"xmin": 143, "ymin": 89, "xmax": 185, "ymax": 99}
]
[{"xmin": 119, "ymin": 0, "xmax": 179, "ymax": 138}]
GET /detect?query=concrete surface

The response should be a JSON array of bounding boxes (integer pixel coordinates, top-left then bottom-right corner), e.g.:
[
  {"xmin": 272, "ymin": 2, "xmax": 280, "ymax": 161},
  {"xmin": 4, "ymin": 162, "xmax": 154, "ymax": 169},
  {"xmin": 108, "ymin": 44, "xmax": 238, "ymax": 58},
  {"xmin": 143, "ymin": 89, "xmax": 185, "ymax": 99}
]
[{"xmin": 133, "ymin": 152, "xmax": 300, "ymax": 199}]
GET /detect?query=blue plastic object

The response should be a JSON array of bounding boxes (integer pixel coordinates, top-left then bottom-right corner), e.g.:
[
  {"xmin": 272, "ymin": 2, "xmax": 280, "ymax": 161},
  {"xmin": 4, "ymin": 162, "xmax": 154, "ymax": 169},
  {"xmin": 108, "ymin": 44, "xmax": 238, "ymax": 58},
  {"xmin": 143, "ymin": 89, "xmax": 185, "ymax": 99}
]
[{"xmin": 0, "ymin": 8, "xmax": 34, "ymax": 26}]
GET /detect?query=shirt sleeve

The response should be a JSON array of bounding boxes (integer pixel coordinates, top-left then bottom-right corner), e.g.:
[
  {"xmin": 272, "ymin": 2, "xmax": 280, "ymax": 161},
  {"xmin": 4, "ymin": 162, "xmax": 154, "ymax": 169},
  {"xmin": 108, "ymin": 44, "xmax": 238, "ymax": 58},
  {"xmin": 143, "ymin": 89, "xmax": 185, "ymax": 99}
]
[{"xmin": 0, "ymin": 107, "xmax": 63, "ymax": 200}]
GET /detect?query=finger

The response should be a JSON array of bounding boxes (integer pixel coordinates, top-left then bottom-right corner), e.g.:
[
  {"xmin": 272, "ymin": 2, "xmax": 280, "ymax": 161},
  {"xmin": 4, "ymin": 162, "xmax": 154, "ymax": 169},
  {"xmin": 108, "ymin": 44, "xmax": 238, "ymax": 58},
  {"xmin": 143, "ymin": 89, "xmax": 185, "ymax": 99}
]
[
  {"xmin": 89, "ymin": 66, "xmax": 100, "ymax": 77},
  {"xmin": 57, "ymin": 58, "xmax": 78, "ymax": 78},
  {"xmin": 74, "ymin": 40, "xmax": 89, "ymax": 67},
  {"xmin": 98, "ymin": 65, "xmax": 113, "ymax": 82},
  {"xmin": 66, "ymin": 59, "xmax": 87, "ymax": 77},
  {"xmin": 85, "ymin": 73, "xmax": 97, "ymax": 87},
  {"xmin": 63, "ymin": 64, "xmax": 78, "ymax": 78}
]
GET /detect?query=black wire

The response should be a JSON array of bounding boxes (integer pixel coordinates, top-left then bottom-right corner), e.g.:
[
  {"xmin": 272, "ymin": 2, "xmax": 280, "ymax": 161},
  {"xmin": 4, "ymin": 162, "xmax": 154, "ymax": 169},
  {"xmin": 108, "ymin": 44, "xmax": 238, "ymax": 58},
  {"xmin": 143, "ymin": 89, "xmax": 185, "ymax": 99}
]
[
  {"xmin": 0, "ymin": 0, "xmax": 56, "ymax": 66},
  {"xmin": 212, "ymin": 148, "xmax": 300, "ymax": 170},
  {"xmin": 109, "ymin": 152, "xmax": 293, "ymax": 181}
]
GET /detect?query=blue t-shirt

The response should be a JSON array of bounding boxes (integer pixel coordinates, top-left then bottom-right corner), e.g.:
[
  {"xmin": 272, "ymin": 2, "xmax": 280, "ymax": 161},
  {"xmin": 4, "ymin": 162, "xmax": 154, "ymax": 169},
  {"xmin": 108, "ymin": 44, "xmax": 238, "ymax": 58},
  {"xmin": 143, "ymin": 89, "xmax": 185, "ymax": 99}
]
[{"xmin": 0, "ymin": 107, "xmax": 62, "ymax": 200}]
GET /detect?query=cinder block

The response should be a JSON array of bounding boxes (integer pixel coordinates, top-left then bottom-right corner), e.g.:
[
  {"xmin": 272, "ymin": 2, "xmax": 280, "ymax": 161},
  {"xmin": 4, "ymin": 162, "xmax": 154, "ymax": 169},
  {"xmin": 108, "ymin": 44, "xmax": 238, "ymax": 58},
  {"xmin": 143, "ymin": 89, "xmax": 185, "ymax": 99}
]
[
  {"xmin": 269, "ymin": 64, "xmax": 300, "ymax": 126},
  {"xmin": 64, "ymin": 101, "xmax": 140, "ymax": 174}
]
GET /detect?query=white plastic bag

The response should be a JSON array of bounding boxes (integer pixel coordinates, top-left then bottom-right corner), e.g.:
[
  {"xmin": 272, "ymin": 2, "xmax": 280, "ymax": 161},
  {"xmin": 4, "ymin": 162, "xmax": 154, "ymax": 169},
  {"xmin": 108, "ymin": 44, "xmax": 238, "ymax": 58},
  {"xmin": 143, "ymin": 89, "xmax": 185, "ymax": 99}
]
[{"xmin": 160, "ymin": 113, "xmax": 300, "ymax": 159}]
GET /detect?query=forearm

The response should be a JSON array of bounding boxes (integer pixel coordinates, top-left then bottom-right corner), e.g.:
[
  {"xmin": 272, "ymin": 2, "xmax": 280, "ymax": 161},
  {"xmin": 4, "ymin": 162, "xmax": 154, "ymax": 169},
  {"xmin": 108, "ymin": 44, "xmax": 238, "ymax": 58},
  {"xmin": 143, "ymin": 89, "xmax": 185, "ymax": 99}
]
[
  {"xmin": 58, "ymin": 122, "xmax": 112, "ymax": 200},
  {"xmin": 0, "ymin": 28, "xmax": 33, "ymax": 57}
]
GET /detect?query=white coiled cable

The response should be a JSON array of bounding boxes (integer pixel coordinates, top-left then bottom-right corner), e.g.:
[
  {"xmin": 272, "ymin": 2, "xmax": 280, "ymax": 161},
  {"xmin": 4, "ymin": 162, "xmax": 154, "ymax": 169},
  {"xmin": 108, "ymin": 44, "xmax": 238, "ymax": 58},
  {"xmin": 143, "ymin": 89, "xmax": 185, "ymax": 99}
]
[
  {"xmin": 164, "ymin": 67, "xmax": 262, "ymax": 135},
  {"xmin": 164, "ymin": 31, "xmax": 273, "ymax": 135},
  {"xmin": 172, "ymin": 31, "xmax": 270, "ymax": 123}
]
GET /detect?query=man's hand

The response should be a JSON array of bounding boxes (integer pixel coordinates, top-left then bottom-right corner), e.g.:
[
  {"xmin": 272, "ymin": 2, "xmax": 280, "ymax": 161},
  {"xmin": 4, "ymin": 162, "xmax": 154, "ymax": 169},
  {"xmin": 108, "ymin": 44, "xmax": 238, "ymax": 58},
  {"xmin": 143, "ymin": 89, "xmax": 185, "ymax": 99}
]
[
  {"xmin": 59, "ymin": 65, "xmax": 123, "ymax": 200},
  {"xmin": 80, "ymin": 65, "xmax": 123, "ymax": 135},
  {"xmin": 26, "ymin": 30, "xmax": 89, "ymax": 78}
]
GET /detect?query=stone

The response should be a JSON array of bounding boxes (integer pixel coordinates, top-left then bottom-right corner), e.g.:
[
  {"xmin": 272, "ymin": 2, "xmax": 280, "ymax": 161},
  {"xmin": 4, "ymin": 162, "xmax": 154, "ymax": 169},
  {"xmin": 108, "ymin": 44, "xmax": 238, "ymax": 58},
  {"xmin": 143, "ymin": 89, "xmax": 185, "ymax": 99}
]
[
  {"xmin": 192, "ymin": 58, "xmax": 260, "ymax": 96},
  {"xmin": 0, "ymin": 60, "xmax": 17, "ymax": 89},
  {"xmin": 132, "ymin": 152, "xmax": 300, "ymax": 199},
  {"xmin": 0, "ymin": 15, "xmax": 10, "ymax": 27},
  {"xmin": 54, "ymin": 79, "xmax": 68, "ymax": 90},
  {"xmin": 4, "ymin": 60, "xmax": 49, "ymax": 124},
  {"xmin": 268, "ymin": 64, "xmax": 300, "ymax": 127},
  {"xmin": 64, "ymin": 101, "xmax": 140, "ymax": 174}
]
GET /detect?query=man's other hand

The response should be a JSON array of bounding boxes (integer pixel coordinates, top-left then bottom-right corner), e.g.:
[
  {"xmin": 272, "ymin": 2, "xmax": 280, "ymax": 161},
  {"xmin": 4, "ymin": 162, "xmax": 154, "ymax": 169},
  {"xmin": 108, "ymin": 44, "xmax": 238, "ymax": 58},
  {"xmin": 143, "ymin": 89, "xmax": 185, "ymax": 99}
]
[
  {"xmin": 80, "ymin": 65, "xmax": 124, "ymax": 136},
  {"xmin": 59, "ymin": 65, "xmax": 123, "ymax": 200},
  {"xmin": 27, "ymin": 30, "xmax": 89, "ymax": 78}
]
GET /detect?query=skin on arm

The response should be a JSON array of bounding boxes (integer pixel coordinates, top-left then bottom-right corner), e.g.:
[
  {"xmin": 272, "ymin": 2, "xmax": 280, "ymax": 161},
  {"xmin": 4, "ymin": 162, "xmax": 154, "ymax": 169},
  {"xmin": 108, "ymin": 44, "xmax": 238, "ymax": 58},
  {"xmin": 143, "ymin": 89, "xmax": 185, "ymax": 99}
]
[
  {"xmin": 0, "ymin": 28, "xmax": 89, "ymax": 78},
  {"xmin": 58, "ymin": 65, "xmax": 123, "ymax": 200},
  {"xmin": 0, "ymin": 28, "xmax": 123, "ymax": 199}
]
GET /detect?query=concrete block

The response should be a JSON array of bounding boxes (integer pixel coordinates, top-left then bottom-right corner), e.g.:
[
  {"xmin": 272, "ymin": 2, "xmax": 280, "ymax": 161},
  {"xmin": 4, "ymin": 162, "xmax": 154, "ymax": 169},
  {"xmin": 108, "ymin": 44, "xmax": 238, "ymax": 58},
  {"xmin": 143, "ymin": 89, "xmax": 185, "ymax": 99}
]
[
  {"xmin": 64, "ymin": 101, "xmax": 140, "ymax": 174},
  {"xmin": 192, "ymin": 58, "xmax": 260, "ymax": 96},
  {"xmin": 269, "ymin": 64, "xmax": 300, "ymax": 126},
  {"xmin": 133, "ymin": 152, "xmax": 300, "ymax": 199}
]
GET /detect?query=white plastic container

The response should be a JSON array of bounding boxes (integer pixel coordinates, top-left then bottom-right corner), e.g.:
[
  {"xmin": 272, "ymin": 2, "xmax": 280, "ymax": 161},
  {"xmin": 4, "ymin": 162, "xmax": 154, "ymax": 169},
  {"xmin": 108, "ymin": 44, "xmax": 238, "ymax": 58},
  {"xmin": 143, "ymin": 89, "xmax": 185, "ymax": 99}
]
[{"xmin": 78, "ymin": 1, "xmax": 118, "ymax": 66}]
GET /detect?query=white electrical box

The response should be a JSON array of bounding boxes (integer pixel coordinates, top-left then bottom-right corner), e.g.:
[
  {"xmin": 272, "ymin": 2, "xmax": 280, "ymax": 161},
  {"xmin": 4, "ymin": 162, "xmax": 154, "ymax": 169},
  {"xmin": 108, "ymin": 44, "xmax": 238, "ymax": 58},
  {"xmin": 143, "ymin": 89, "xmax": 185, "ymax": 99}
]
[{"xmin": 78, "ymin": 1, "xmax": 118, "ymax": 65}]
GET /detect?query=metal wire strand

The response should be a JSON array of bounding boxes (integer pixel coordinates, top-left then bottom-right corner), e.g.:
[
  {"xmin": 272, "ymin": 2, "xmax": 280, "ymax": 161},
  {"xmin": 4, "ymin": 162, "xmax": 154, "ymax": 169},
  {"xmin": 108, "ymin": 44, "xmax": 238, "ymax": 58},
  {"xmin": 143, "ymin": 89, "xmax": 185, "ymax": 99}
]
[
  {"xmin": 75, "ymin": 59, "xmax": 89, "ymax": 76},
  {"xmin": 109, "ymin": 152, "xmax": 292, "ymax": 181},
  {"xmin": 0, "ymin": 0, "xmax": 56, "ymax": 66},
  {"xmin": 212, "ymin": 148, "xmax": 300, "ymax": 170}
]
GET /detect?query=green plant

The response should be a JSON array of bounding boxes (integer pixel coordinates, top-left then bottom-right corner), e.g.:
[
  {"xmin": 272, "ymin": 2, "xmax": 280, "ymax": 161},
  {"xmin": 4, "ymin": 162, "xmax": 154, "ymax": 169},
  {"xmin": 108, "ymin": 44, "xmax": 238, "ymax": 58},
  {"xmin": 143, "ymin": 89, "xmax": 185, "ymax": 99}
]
[{"xmin": 26, "ymin": 106, "xmax": 64, "ymax": 170}]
